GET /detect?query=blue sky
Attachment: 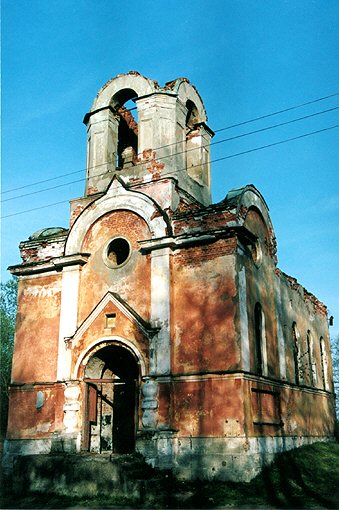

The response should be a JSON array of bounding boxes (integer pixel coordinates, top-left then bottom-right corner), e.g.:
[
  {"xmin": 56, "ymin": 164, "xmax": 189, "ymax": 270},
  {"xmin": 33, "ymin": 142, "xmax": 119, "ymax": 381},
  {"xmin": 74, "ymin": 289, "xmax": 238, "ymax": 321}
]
[{"xmin": 2, "ymin": 0, "xmax": 339, "ymax": 338}]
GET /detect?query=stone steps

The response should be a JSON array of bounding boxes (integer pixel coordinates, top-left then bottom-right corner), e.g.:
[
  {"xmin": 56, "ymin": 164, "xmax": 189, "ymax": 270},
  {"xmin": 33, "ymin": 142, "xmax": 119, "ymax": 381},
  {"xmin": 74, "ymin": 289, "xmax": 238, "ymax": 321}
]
[{"xmin": 10, "ymin": 452, "xmax": 163, "ymax": 501}]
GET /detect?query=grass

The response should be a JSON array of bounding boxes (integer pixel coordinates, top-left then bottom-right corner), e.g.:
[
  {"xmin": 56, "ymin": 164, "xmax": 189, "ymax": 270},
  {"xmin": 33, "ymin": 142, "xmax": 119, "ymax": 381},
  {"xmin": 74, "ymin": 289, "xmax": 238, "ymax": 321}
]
[{"xmin": 1, "ymin": 442, "xmax": 338, "ymax": 509}]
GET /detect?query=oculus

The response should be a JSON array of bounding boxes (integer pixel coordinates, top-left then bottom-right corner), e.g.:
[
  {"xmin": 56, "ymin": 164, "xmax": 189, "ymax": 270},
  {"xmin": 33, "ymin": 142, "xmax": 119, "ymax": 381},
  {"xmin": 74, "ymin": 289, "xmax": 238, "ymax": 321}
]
[{"xmin": 104, "ymin": 237, "xmax": 131, "ymax": 268}]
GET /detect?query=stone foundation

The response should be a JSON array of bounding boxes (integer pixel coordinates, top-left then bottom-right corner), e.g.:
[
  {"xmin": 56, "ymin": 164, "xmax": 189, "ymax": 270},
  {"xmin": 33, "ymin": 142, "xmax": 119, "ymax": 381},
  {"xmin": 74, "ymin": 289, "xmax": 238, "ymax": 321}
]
[
  {"xmin": 2, "ymin": 434, "xmax": 81, "ymax": 476},
  {"xmin": 137, "ymin": 433, "xmax": 332, "ymax": 482},
  {"xmin": 3, "ymin": 433, "xmax": 332, "ymax": 483}
]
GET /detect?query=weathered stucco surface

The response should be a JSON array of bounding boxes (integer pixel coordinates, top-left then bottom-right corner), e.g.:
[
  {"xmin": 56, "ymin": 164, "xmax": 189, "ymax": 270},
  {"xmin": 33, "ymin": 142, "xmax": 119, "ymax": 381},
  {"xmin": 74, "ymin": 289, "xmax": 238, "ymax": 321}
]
[
  {"xmin": 7, "ymin": 384, "xmax": 65, "ymax": 439},
  {"xmin": 172, "ymin": 243, "xmax": 238, "ymax": 373},
  {"xmin": 12, "ymin": 274, "xmax": 62, "ymax": 383}
]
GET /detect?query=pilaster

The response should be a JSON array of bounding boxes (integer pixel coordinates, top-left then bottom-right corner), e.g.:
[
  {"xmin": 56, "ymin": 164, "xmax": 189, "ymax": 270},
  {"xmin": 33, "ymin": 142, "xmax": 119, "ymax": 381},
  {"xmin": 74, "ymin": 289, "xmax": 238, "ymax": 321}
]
[
  {"xmin": 57, "ymin": 265, "xmax": 81, "ymax": 381},
  {"xmin": 150, "ymin": 247, "xmax": 171, "ymax": 375},
  {"xmin": 85, "ymin": 107, "xmax": 119, "ymax": 194}
]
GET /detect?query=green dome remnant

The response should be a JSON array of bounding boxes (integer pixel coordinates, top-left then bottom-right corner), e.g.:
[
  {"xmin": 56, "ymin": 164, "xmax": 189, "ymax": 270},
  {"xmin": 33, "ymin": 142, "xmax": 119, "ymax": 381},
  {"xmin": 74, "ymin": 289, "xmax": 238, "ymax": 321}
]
[{"xmin": 29, "ymin": 227, "xmax": 68, "ymax": 240}]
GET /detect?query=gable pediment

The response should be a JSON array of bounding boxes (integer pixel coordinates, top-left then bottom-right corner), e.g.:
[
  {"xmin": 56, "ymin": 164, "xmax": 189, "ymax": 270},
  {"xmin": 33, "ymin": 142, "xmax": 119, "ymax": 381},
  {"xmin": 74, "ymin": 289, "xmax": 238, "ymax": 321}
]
[{"xmin": 68, "ymin": 292, "xmax": 158, "ymax": 346}]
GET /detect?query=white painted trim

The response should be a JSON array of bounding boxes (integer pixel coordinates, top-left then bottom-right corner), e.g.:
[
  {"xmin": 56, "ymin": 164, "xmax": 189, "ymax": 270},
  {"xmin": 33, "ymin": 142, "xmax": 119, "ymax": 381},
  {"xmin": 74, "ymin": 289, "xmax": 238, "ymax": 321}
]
[
  {"xmin": 73, "ymin": 336, "xmax": 146, "ymax": 379},
  {"xmin": 10, "ymin": 255, "xmax": 89, "ymax": 277},
  {"xmin": 150, "ymin": 247, "xmax": 171, "ymax": 375},
  {"xmin": 238, "ymin": 266, "xmax": 250, "ymax": 371},
  {"xmin": 139, "ymin": 234, "xmax": 216, "ymax": 252},
  {"xmin": 57, "ymin": 266, "xmax": 80, "ymax": 381}
]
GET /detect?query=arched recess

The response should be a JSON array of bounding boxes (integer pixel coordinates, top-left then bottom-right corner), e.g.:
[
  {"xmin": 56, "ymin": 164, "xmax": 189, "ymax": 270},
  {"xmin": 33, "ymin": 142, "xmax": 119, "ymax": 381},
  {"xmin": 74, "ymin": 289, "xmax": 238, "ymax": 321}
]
[
  {"xmin": 74, "ymin": 336, "xmax": 146, "ymax": 380},
  {"xmin": 75, "ymin": 337, "xmax": 146, "ymax": 454},
  {"xmin": 186, "ymin": 99, "xmax": 200, "ymax": 129},
  {"xmin": 243, "ymin": 207, "xmax": 269, "ymax": 262},
  {"xmin": 65, "ymin": 178, "xmax": 169, "ymax": 256}
]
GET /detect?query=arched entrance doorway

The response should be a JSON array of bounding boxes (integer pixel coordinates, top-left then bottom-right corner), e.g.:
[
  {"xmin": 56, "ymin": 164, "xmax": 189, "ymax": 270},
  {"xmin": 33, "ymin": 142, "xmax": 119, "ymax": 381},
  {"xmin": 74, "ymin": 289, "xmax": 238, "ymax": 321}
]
[{"xmin": 82, "ymin": 344, "xmax": 139, "ymax": 454}]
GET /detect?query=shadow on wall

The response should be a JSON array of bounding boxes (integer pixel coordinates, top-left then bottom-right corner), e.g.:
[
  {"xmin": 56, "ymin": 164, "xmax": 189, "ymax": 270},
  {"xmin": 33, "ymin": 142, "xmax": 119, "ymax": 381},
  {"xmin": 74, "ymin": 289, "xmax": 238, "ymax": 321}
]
[{"xmin": 170, "ymin": 267, "xmax": 335, "ymax": 481}]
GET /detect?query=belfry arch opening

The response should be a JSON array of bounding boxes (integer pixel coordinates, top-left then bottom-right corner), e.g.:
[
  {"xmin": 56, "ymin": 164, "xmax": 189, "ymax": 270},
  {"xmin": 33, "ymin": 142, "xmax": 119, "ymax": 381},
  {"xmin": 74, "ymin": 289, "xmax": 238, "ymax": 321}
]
[
  {"xmin": 82, "ymin": 344, "xmax": 139, "ymax": 454},
  {"xmin": 112, "ymin": 88, "xmax": 138, "ymax": 169},
  {"xmin": 185, "ymin": 99, "xmax": 200, "ymax": 130}
]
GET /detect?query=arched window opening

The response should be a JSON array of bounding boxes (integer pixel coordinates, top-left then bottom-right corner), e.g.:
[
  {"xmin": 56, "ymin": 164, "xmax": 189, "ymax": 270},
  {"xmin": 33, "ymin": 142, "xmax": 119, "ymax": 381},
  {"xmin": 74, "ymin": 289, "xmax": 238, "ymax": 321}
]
[
  {"xmin": 320, "ymin": 336, "xmax": 329, "ymax": 390},
  {"xmin": 292, "ymin": 322, "xmax": 300, "ymax": 385},
  {"xmin": 112, "ymin": 89, "xmax": 139, "ymax": 170},
  {"xmin": 254, "ymin": 303, "xmax": 264, "ymax": 375}
]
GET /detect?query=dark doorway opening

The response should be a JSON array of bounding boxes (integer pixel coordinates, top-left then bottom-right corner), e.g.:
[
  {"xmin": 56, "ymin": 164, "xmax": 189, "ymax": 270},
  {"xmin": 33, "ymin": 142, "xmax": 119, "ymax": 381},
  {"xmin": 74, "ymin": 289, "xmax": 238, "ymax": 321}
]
[{"xmin": 82, "ymin": 345, "xmax": 139, "ymax": 454}]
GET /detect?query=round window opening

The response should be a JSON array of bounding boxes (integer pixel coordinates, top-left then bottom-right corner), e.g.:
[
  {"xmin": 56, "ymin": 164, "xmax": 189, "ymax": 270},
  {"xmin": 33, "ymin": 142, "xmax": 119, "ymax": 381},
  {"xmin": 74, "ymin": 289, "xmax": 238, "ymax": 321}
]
[{"xmin": 105, "ymin": 237, "xmax": 131, "ymax": 268}]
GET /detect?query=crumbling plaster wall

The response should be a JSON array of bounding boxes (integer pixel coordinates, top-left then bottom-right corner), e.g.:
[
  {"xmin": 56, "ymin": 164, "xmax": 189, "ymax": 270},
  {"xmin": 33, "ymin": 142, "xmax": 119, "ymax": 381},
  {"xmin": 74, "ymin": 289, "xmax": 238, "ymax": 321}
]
[
  {"xmin": 7, "ymin": 273, "xmax": 64, "ymax": 441},
  {"xmin": 277, "ymin": 271, "xmax": 332, "ymax": 390},
  {"xmin": 11, "ymin": 274, "xmax": 62, "ymax": 383},
  {"xmin": 7, "ymin": 383, "xmax": 65, "ymax": 440},
  {"xmin": 19, "ymin": 234, "xmax": 67, "ymax": 264},
  {"xmin": 171, "ymin": 239, "xmax": 239, "ymax": 374}
]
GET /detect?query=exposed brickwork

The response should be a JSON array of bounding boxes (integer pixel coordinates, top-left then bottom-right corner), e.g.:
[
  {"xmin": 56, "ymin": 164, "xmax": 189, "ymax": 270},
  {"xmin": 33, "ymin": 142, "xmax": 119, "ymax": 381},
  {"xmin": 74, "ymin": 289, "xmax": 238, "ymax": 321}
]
[
  {"xmin": 175, "ymin": 238, "xmax": 237, "ymax": 267},
  {"xmin": 117, "ymin": 105, "xmax": 138, "ymax": 135},
  {"xmin": 304, "ymin": 290, "xmax": 327, "ymax": 316},
  {"xmin": 87, "ymin": 185, "xmax": 99, "ymax": 195},
  {"xmin": 70, "ymin": 196, "xmax": 99, "ymax": 227},
  {"xmin": 173, "ymin": 208, "xmax": 237, "ymax": 236},
  {"xmin": 19, "ymin": 237, "xmax": 67, "ymax": 263},
  {"xmin": 146, "ymin": 159, "xmax": 165, "ymax": 178}
]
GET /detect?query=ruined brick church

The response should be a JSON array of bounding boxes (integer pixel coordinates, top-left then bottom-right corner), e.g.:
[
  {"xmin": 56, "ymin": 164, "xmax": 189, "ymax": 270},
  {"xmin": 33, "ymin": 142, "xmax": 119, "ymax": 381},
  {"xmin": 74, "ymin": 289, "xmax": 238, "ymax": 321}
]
[{"xmin": 5, "ymin": 72, "xmax": 335, "ymax": 481}]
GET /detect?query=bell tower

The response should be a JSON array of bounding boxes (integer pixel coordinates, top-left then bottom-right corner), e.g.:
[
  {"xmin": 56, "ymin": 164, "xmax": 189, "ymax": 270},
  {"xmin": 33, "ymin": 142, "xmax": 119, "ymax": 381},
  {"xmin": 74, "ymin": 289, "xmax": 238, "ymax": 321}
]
[{"xmin": 83, "ymin": 72, "xmax": 214, "ymax": 205}]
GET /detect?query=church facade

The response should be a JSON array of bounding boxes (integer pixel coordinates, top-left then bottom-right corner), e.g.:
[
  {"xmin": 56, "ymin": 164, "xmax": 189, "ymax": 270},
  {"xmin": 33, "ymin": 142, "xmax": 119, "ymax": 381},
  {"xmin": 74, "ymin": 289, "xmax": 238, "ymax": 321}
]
[{"xmin": 5, "ymin": 72, "xmax": 335, "ymax": 481}]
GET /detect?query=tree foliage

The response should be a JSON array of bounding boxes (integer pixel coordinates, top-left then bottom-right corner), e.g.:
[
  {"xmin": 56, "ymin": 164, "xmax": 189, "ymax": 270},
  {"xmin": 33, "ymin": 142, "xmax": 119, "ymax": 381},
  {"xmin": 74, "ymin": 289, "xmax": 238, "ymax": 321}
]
[{"xmin": 0, "ymin": 277, "xmax": 18, "ymax": 437}]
